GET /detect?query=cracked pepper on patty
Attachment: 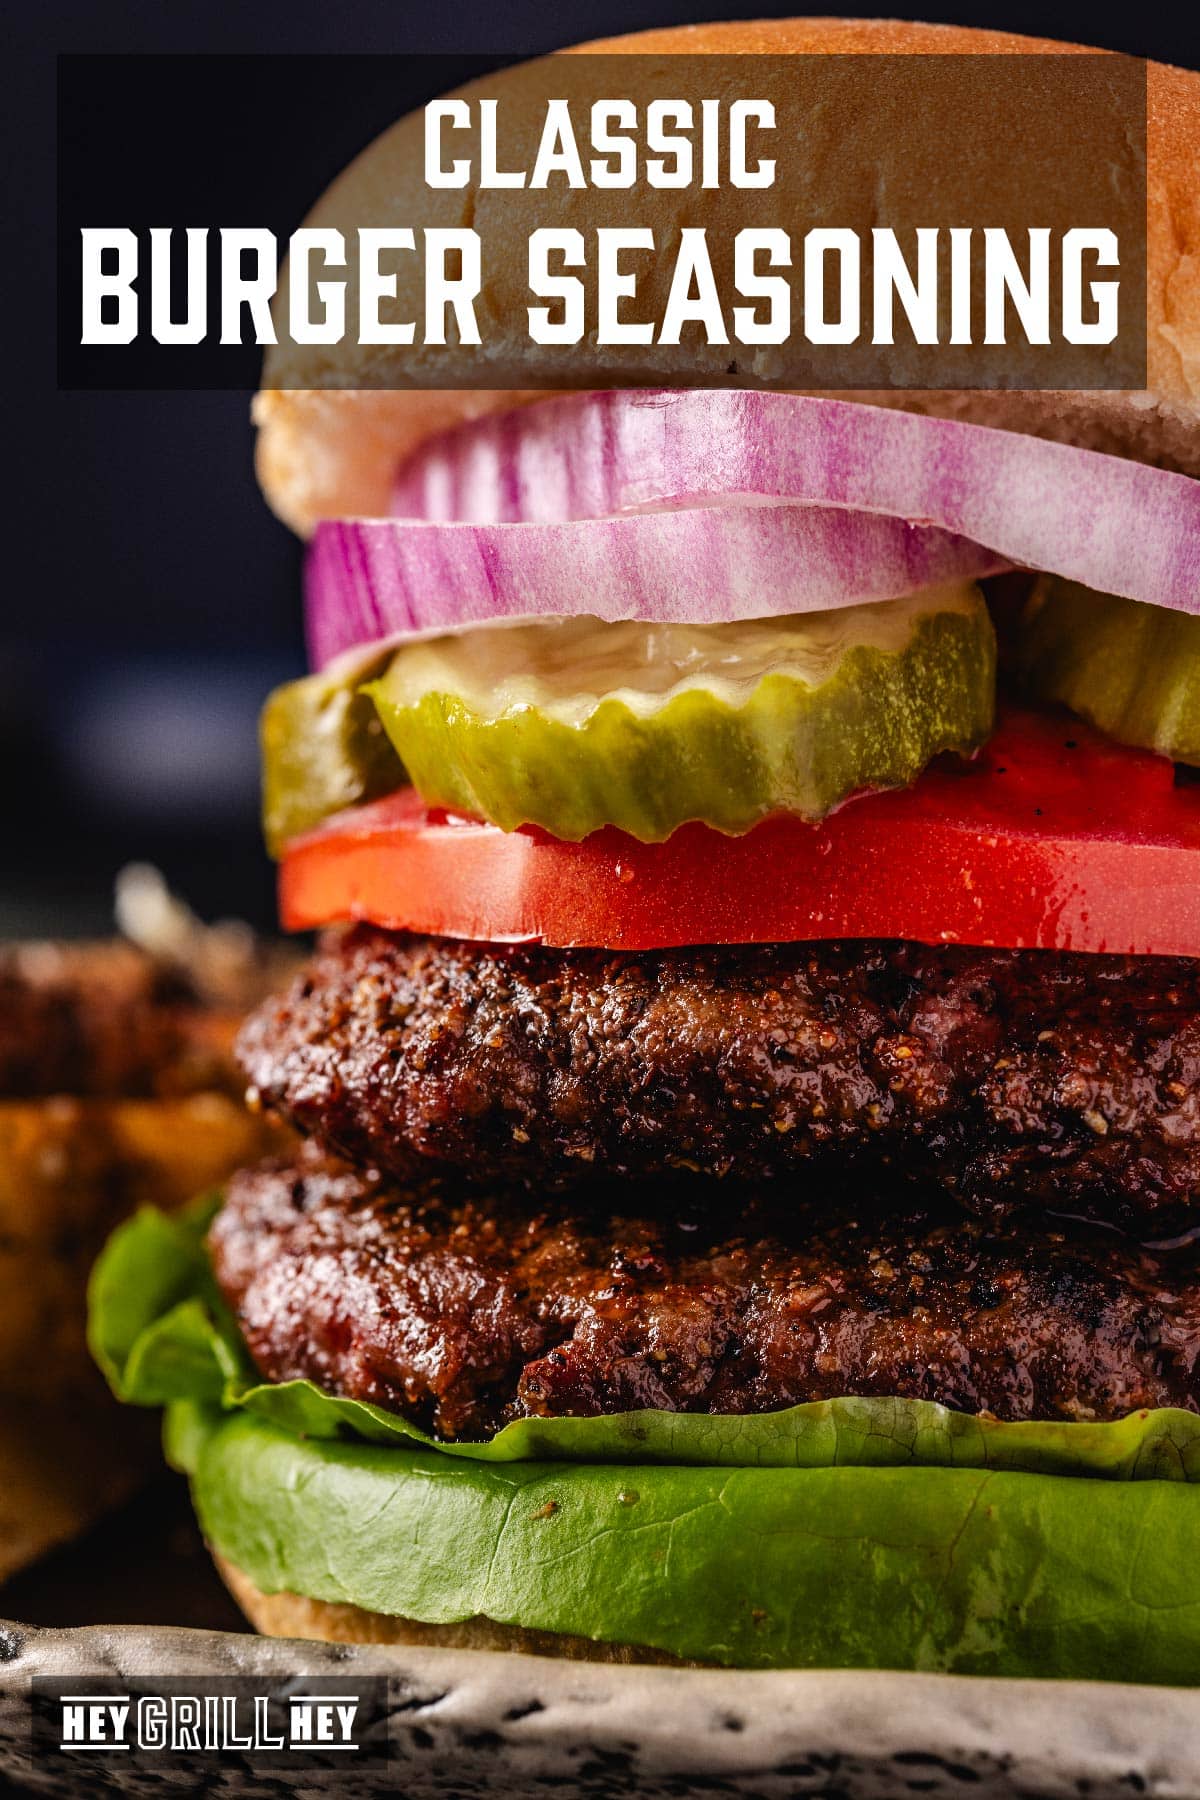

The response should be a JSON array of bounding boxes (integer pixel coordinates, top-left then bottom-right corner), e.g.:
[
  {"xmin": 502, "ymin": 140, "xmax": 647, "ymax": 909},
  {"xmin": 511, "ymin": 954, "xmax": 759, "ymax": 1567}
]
[{"xmin": 238, "ymin": 926, "xmax": 1200, "ymax": 1237}]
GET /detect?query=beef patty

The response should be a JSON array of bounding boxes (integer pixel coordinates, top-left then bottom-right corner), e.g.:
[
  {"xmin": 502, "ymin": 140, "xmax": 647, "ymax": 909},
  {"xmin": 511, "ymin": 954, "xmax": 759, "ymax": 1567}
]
[
  {"xmin": 237, "ymin": 928, "xmax": 1200, "ymax": 1234},
  {"xmin": 210, "ymin": 1144, "xmax": 1200, "ymax": 1440}
]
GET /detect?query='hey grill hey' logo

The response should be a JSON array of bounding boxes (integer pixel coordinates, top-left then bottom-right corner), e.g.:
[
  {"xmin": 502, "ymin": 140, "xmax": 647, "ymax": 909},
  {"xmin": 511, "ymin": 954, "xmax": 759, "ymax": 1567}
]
[
  {"xmin": 33, "ymin": 1676, "xmax": 390, "ymax": 1771},
  {"xmin": 59, "ymin": 1691, "xmax": 359, "ymax": 1752}
]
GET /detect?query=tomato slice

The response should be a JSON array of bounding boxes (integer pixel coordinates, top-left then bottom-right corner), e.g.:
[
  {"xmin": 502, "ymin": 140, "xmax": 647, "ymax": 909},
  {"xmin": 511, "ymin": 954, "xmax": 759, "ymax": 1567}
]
[{"xmin": 279, "ymin": 707, "xmax": 1200, "ymax": 955}]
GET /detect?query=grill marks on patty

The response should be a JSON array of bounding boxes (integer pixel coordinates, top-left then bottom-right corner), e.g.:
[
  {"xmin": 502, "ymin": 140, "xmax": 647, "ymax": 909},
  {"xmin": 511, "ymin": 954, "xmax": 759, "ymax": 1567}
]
[
  {"xmin": 210, "ymin": 1144, "xmax": 1200, "ymax": 1440},
  {"xmin": 236, "ymin": 928, "xmax": 1200, "ymax": 1235}
]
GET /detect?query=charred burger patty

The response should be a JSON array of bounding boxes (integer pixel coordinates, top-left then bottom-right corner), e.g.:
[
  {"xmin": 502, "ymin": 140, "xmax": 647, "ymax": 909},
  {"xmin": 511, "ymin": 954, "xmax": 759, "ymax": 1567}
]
[
  {"xmin": 238, "ymin": 927, "xmax": 1200, "ymax": 1236},
  {"xmin": 210, "ymin": 1140, "xmax": 1200, "ymax": 1441},
  {"xmin": 230, "ymin": 927, "xmax": 1200, "ymax": 1441}
]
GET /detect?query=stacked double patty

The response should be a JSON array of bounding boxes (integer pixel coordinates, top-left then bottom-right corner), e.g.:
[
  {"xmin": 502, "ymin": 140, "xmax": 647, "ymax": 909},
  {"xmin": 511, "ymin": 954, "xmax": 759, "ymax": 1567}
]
[{"xmin": 217, "ymin": 927, "xmax": 1200, "ymax": 1441}]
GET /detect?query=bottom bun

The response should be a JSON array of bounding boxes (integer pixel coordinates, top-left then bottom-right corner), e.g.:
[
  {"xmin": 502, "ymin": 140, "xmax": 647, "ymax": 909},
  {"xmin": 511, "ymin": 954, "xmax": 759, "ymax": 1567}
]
[{"xmin": 215, "ymin": 1554, "xmax": 686, "ymax": 1663}]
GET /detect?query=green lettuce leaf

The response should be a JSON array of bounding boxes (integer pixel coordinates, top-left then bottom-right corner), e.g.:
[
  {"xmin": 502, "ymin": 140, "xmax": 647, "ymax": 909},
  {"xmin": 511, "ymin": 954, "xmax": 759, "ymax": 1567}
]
[
  {"xmin": 176, "ymin": 1401, "xmax": 1200, "ymax": 1681},
  {"xmin": 91, "ymin": 1202, "xmax": 1200, "ymax": 1481}
]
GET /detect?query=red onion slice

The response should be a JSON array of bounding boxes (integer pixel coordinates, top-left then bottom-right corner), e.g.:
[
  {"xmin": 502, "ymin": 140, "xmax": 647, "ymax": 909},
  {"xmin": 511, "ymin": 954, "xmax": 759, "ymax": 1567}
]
[
  {"xmin": 306, "ymin": 506, "xmax": 1007, "ymax": 669},
  {"xmin": 391, "ymin": 392, "xmax": 1200, "ymax": 619}
]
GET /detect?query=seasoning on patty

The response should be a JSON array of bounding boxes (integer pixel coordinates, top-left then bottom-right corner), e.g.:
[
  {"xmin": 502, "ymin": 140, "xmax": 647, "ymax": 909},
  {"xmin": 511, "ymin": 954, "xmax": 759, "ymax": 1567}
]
[
  {"xmin": 209, "ymin": 1142, "xmax": 1200, "ymax": 1441},
  {"xmin": 237, "ymin": 927, "xmax": 1200, "ymax": 1236}
]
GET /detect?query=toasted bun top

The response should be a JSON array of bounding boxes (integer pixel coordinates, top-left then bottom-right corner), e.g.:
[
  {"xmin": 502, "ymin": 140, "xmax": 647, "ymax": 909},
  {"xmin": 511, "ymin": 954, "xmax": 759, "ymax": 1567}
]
[{"xmin": 255, "ymin": 19, "xmax": 1200, "ymax": 534}]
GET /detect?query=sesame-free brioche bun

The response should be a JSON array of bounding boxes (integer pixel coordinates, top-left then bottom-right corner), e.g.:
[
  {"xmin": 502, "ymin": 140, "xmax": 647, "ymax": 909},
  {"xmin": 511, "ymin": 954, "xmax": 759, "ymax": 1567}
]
[
  {"xmin": 216, "ymin": 1555, "xmax": 689, "ymax": 1663},
  {"xmin": 254, "ymin": 19, "xmax": 1200, "ymax": 535}
]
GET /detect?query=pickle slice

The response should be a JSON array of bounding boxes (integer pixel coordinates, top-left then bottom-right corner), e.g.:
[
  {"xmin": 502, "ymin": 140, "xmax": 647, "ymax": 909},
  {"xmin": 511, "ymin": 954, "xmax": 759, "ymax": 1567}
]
[
  {"xmin": 262, "ymin": 656, "xmax": 404, "ymax": 856},
  {"xmin": 1020, "ymin": 577, "xmax": 1200, "ymax": 766},
  {"xmin": 364, "ymin": 583, "xmax": 996, "ymax": 842}
]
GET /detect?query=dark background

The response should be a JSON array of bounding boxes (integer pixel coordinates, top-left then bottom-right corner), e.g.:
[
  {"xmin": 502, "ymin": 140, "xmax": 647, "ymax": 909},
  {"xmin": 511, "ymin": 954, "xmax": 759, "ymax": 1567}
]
[{"xmin": 8, "ymin": 1, "xmax": 1196, "ymax": 937}]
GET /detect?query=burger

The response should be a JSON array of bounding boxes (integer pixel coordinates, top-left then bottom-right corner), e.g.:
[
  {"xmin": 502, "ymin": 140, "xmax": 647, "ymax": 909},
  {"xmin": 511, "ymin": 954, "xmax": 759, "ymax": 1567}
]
[{"xmin": 90, "ymin": 21, "xmax": 1200, "ymax": 1680}]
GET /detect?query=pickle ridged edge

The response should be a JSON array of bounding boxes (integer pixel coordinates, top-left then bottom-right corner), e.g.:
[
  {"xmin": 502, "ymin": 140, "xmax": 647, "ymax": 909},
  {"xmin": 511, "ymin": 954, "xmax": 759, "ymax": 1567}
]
[{"xmin": 367, "ymin": 596, "xmax": 997, "ymax": 842}]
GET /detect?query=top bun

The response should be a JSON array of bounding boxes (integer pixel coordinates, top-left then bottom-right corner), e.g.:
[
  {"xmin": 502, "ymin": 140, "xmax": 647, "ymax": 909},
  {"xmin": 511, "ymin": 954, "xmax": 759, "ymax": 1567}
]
[{"xmin": 255, "ymin": 19, "xmax": 1200, "ymax": 535}]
